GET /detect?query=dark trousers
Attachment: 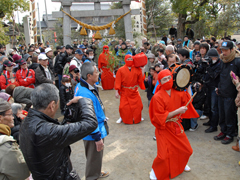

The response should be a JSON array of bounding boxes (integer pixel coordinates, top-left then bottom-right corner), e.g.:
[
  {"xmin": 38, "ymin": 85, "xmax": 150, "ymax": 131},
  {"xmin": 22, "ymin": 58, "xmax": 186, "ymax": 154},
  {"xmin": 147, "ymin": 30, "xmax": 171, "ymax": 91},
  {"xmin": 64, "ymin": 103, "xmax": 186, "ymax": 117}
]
[
  {"xmin": 218, "ymin": 96, "xmax": 237, "ymax": 137},
  {"xmin": 83, "ymin": 139, "xmax": 104, "ymax": 180},
  {"xmin": 208, "ymin": 87, "xmax": 219, "ymax": 128}
]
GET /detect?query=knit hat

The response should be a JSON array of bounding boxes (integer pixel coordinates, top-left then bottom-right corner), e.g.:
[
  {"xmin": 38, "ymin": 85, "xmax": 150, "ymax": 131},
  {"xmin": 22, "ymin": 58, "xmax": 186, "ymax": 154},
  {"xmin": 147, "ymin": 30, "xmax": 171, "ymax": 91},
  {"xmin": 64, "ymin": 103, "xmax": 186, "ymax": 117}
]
[
  {"xmin": 147, "ymin": 53, "xmax": 155, "ymax": 59},
  {"xmin": 0, "ymin": 98, "xmax": 11, "ymax": 113},
  {"xmin": 12, "ymin": 54, "xmax": 21, "ymax": 62},
  {"xmin": 194, "ymin": 41, "xmax": 201, "ymax": 46},
  {"xmin": 207, "ymin": 48, "xmax": 219, "ymax": 57},
  {"xmin": 8, "ymin": 49, "xmax": 14, "ymax": 55}
]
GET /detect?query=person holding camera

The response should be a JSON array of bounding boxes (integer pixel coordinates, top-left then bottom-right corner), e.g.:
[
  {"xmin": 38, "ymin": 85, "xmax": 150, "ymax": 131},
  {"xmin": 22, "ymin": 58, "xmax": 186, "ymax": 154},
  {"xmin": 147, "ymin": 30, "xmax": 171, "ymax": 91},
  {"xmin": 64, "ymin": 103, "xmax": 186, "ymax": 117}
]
[
  {"xmin": 189, "ymin": 82, "xmax": 206, "ymax": 131},
  {"xmin": 75, "ymin": 62, "xmax": 110, "ymax": 179},
  {"xmin": 19, "ymin": 83, "xmax": 98, "ymax": 179},
  {"xmin": 204, "ymin": 48, "xmax": 221, "ymax": 133},
  {"xmin": 69, "ymin": 65, "xmax": 80, "ymax": 90}
]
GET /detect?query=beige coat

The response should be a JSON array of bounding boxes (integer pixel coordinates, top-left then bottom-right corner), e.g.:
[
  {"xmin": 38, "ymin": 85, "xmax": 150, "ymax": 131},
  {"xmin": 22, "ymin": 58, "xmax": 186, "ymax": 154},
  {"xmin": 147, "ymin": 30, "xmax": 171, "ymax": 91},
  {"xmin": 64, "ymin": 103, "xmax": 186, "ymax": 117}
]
[{"xmin": 0, "ymin": 135, "xmax": 30, "ymax": 180}]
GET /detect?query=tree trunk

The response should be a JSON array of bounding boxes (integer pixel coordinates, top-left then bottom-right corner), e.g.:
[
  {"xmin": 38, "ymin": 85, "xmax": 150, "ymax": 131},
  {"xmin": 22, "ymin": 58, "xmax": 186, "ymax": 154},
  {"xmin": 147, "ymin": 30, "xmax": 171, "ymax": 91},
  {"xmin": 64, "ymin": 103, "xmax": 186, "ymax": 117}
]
[{"xmin": 177, "ymin": 13, "xmax": 187, "ymax": 39}]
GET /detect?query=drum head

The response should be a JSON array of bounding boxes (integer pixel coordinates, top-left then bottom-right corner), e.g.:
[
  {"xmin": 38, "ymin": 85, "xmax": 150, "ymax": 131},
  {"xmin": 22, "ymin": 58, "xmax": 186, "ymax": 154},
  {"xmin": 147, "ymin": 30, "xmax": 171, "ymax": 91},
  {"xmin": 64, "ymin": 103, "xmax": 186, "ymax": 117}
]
[{"xmin": 176, "ymin": 68, "xmax": 191, "ymax": 88}]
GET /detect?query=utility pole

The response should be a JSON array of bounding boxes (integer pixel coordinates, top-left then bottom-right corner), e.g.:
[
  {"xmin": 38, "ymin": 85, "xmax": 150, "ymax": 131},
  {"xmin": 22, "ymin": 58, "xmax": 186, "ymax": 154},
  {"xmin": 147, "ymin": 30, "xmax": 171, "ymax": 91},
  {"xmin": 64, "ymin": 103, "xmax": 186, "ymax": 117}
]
[{"xmin": 37, "ymin": 2, "xmax": 43, "ymax": 43}]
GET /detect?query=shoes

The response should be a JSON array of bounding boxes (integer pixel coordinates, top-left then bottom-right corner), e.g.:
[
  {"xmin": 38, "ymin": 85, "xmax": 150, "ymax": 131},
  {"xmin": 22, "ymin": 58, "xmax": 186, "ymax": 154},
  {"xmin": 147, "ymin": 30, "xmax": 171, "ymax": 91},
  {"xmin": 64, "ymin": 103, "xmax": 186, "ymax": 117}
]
[
  {"xmin": 99, "ymin": 171, "xmax": 110, "ymax": 178},
  {"xmin": 184, "ymin": 165, "xmax": 191, "ymax": 172},
  {"xmin": 214, "ymin": 132, "xmax": 226, "ymax": 140},
  {"xmin": 116, "ymin": 118, "xmax": 122, "ymax": 124},
  {"xmin": 200, "ymin": 115, "xmax": 209, "ymax": 120},
  {"xmin": 205, "ymin": 126, "xmax": 217, "ymax": 133},
  {"xmin": 203, "ymin": 121, "xmax": 211, "ymax": 126},
  {"xmin": 153, "ymin": 136, "xmax": 156, "ymax": 141},
  {"xmin": 189, "ymin": 124, "xmax": 199, "ymax": 131},
  {"xmin": 221, "ymin": 136, "xmax": 233, "ymax": 144},
  {"xmin": 232, "ymin": 141, "xmax": 240, "ymax": 152}
]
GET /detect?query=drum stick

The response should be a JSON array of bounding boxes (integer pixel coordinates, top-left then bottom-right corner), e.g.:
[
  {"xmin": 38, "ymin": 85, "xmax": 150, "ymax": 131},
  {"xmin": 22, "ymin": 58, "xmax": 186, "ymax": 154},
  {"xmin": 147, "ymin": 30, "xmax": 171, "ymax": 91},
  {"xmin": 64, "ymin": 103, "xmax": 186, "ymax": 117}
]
[
  {"xmin": 185, "ymin": 92, "xmax": 197, "ymax": 107},
  {"xmin": 178, "ymin": 92, "xmax": 197, "ymax": 118}
]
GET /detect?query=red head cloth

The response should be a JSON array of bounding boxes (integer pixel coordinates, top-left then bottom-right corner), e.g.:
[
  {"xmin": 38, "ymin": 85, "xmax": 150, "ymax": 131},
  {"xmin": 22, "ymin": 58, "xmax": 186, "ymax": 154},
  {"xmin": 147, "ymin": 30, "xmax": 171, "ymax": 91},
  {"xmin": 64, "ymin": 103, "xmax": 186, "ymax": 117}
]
[
  {"xmin": 155, "ymin": 69, "xmax": 173, "ymax": 93},
  {"xmin": 125, "ymin": 54, "xmax": 133, "ymax": 67},
  {"xmin": 103, "ymin": 45, "xmax": 109, "ymax": 53}
]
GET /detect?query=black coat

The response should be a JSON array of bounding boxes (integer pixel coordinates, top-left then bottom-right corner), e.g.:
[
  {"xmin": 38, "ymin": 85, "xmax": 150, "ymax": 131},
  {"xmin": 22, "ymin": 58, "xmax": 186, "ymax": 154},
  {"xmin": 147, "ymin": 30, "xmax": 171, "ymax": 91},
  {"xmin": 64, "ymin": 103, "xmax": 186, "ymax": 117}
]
[
  {"xmin": 28, "ymin": 63, "xmax": 39, "ymax": 71},
  {"xmin": 205, "ymin": 59, "xmax": 221, "ymax": 88},
  {"xmin": 192, "ymin": 89, "xmax": 206, "ymax": 110},
  {"xmin": 59, "ymin": 85, "xmax": 74, "ymax": 111},
  {"xmin": 218, "ymin": 57, "xmax": 240, "ymax": 98},
  {"xmin": 55, "ymin": 52, "xmax": 69, "ymax": 75},
  {"xmin": 19, "ymin": 98, "xmax": 98, "ymax": 180},
  {"xmin": 11, "ymin": 114, "xmax": 22, "ymax": 144}
]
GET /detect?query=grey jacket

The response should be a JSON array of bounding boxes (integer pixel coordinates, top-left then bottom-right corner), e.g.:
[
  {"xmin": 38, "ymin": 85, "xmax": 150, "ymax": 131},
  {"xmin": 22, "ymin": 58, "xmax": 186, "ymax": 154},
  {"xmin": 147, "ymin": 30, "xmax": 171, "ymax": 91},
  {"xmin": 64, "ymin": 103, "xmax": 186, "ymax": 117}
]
[{"xmin": 13, "ymin": 86, "xmax": 33, "ymax": 105}]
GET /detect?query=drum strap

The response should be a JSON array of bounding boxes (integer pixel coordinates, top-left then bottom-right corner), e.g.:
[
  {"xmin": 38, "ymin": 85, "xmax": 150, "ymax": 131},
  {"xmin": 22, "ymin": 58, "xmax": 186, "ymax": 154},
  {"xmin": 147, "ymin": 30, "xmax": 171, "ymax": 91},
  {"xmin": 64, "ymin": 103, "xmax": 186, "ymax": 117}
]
[{"xmin": 166, "ymin": 117, "xmax": 183, "ymax": 134}]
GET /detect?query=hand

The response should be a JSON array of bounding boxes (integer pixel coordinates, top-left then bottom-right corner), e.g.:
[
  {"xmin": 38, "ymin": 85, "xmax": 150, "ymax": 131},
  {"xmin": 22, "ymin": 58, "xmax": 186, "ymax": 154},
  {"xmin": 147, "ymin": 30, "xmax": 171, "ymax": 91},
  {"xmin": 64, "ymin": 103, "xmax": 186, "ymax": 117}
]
[
  {"xmin": 67, "ymin": 96, "xmax": 82, "ymax": 106},
  {"xmin": 215, "ymin": 88, "xmax": 219, "ymax": 95},
  {"xmin": 19, "ymin": 114, "xmax": 26, "ymax": 120},
  {"xmin": 95, "ymin": 139, "xmax": 104, "ymax": 152},
  {"xmin": 177, "ymin": 106, "xmax": 188, "ymax": 114},
  {"xmin": 53, "ymin": 81, "xmax": 55, "ymax": 85},
  {"xmin": 145, "ymin": 77, "xmax": 148, "ymax": 82},
  {"xmin": 115, "ymin": 90, "xmax": 120, "ymax": 99},
  {"xmin": 230, "ymin": 71, "xmax": 239, "ymax": 85}
]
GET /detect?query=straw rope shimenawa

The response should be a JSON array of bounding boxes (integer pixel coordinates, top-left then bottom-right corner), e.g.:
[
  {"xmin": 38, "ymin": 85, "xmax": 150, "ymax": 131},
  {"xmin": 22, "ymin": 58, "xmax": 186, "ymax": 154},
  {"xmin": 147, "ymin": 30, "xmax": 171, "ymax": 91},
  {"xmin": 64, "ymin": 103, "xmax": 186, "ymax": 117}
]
[{"xmin": 61, "ymin": 9, "xmax": 131, "ymax": 39}]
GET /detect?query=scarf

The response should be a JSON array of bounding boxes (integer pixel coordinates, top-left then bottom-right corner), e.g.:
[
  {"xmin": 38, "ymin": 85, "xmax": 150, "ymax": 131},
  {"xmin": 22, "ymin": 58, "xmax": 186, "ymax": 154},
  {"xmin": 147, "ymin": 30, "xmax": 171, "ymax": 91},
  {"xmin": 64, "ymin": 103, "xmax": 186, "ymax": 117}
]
[
  {"xmin": 220, "ymin": 49, "xmax": 240, "ymax": 63},
  {"xmin": 0, "ymin": 124, "xmax": 11, "ymax": 136}
]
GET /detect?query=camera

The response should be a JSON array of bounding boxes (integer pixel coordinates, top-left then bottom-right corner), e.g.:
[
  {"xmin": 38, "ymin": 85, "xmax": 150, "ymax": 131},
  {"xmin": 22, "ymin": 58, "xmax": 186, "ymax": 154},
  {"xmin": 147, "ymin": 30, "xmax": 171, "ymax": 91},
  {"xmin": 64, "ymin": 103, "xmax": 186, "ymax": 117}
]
[
  {"xmin": 74, "ymin": 68, "xmax": 80, "ymax": 73},
  {"xmin": 62, "ymin": 103, "xmax": 78, "ymax": 124}
]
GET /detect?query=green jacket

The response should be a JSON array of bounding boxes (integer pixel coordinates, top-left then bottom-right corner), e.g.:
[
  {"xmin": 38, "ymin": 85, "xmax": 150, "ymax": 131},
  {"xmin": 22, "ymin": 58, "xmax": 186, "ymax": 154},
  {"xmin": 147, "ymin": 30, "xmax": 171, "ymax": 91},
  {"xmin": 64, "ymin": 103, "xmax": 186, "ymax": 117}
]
[{"xmin": 0, "ymin": 135, "xmax": 30, "ymax": 180}]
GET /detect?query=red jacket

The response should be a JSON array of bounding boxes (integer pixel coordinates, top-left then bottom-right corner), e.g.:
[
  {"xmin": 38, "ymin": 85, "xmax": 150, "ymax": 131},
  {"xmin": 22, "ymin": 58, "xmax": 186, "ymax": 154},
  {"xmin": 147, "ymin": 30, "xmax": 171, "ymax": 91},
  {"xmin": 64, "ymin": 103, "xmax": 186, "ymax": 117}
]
[
  {"xmin": 16, "ymin": 68, "xmax": 35, "ymax": 88},
  {"xmin": 0, "ymin": 70, "xmax": 18, "ymax": 90}
]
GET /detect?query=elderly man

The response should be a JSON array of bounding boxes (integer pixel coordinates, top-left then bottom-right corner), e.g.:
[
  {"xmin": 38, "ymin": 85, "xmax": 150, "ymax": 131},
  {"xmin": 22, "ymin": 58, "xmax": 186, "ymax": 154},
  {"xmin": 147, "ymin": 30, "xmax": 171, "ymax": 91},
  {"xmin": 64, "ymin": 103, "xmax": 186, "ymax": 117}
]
[
  {"xmin": 70, "ymin": 49, "xmax": 83, "ymax": 72},
  {"xmin": 75, "ymin": 62, "xmax": 110, "ymax": 180},
  {"xmin": 45, "ymin": 47, "xmax": 54, "ymax": 72},
  {"xmin": 19, "ymin": 83, "xmax": 98, "ymax": 179},
  {"xmin": 0, "ymin": 98, "xmax": 30, "ymax": 179},
  {"xmin": 35, "ymin": 54, "xmax": 55, "ymax": 86}
]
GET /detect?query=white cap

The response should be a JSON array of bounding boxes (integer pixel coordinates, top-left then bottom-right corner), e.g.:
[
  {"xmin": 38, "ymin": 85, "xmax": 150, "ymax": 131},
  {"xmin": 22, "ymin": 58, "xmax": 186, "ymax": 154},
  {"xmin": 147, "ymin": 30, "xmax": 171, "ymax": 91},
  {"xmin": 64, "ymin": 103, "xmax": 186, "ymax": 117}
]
[
  {"xmin": 45, "ymin": 47, "xmax": 52, "ymax": 54},
  {"xmin": 35, "ymin": 49, "xmax": 40, "ymax": 53},
  {"xmin": 38, "ymin": 54, "xmax": 48, "ymax": 60}
]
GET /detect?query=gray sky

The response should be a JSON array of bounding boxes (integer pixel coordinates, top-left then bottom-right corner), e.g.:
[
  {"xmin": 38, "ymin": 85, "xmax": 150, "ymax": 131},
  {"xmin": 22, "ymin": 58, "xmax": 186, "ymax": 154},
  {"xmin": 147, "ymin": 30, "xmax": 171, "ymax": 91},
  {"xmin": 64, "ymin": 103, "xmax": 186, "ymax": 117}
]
[{"xmin": 14, "ymin": 0, "xmax": 61, "ymax": 23}]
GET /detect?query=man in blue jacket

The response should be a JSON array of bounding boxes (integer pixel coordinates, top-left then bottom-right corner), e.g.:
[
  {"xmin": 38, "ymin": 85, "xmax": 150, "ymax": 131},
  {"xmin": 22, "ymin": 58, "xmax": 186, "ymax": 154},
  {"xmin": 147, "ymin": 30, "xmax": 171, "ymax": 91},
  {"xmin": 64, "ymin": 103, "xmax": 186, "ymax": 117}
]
[{"xmin": 75, "ymin": 62, "xmax": 109, "ymax": 180}]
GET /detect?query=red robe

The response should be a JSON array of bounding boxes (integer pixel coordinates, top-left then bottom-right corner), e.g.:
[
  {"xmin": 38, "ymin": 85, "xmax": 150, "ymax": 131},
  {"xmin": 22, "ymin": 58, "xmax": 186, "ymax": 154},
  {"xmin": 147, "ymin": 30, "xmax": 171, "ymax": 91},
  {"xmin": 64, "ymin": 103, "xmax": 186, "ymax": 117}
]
[
  {"xmin": 149, "ymin": 88, "xmax": 199, "ymax": 180},
  {"xmin": 98, "ymin": 52, "xmax": 115, "ymax": 90},
  {"xmin": 115, "ymin": 65, "xmax": 145, "ymax": 124}
]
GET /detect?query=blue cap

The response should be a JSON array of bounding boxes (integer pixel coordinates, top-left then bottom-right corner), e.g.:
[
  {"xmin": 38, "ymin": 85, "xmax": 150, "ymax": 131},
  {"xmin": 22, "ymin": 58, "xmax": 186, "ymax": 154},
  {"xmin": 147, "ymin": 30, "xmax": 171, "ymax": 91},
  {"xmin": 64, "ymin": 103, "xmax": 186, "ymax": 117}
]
[
  {"xmin": 75, "ymin": 49, "xmax": 83, "ymax": 55},
  {"xmin": 159, "ymin": 41, "xmax": 165, "ymax": 45},
  {"xmin": 78, "ymin": 45, "xmax": 86, "ymax": 49},
  {"xmin": 177, "ymin": 38, "xmax": 182, "ymax": 42}
]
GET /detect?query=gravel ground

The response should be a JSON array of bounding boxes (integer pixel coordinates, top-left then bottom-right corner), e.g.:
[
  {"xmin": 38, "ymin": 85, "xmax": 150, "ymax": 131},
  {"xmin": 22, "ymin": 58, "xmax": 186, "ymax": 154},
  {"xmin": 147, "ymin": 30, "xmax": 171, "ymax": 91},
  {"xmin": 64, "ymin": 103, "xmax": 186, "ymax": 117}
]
[{"xmin": 56, "ymin": 89, "xmax": 240, "ymax": 180}]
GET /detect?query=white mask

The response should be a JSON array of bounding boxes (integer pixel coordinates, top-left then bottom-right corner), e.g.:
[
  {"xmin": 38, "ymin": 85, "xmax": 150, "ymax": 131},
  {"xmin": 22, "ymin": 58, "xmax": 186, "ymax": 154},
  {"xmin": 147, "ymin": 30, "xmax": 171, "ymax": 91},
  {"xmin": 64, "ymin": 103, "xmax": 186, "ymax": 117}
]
[
  {"xmin": 89, "ymin": 55, "xmax": 94, "ymax": 59},
  {"xmin": 65, "ymin": 83, "xmax": 71, "ymax": 87},
  {"xmin": 212, "ymin": 60, "xmax": 217, "ymax": 64}
]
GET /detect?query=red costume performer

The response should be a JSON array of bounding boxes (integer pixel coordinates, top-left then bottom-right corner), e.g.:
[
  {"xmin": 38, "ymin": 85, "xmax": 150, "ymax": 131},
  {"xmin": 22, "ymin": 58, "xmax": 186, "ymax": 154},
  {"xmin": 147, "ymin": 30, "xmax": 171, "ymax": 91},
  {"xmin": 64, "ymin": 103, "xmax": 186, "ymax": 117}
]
[
  {"xmin": 98, "ymin": 45, "xmax": 115, "ymax": 90},
  {"xmin": 0, "ymin": 60, "xmax": 18, "ymax": 90},
  {"xmin": 16, "ymin": 59, "xmax": 35, "ymax": 88},
  {"xmin": 115, "ymin": 55, "xmax": 145, "ymax": 124},
  {"xmin": 149, "ymin": 69, "xmax": 199, "ymax": 180}
]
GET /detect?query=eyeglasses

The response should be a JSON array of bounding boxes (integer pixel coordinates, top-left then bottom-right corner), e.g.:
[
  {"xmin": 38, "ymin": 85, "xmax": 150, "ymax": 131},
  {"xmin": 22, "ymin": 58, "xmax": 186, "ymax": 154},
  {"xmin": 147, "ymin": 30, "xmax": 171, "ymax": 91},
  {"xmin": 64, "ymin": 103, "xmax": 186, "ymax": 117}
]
[{"xmin": 4, "ymin": 113, "xmax": 13, "ymax": 117}]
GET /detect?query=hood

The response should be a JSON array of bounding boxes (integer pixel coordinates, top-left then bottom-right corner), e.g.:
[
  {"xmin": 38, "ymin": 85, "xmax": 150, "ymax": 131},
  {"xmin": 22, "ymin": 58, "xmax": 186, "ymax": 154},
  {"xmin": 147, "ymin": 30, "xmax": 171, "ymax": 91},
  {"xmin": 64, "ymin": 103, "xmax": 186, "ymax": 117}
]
[{"xmin": 103, "ymin": 45, "xmax": 109, "ymax": 53}]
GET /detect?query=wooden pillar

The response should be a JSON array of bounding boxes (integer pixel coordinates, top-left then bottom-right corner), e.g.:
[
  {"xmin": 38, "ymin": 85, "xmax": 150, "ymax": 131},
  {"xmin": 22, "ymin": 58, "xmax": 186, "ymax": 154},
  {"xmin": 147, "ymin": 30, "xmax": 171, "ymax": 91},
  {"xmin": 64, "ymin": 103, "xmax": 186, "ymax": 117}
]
[{"xmin": 63, "ymin": 4, "xmax": 71, "ymax": 45}]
